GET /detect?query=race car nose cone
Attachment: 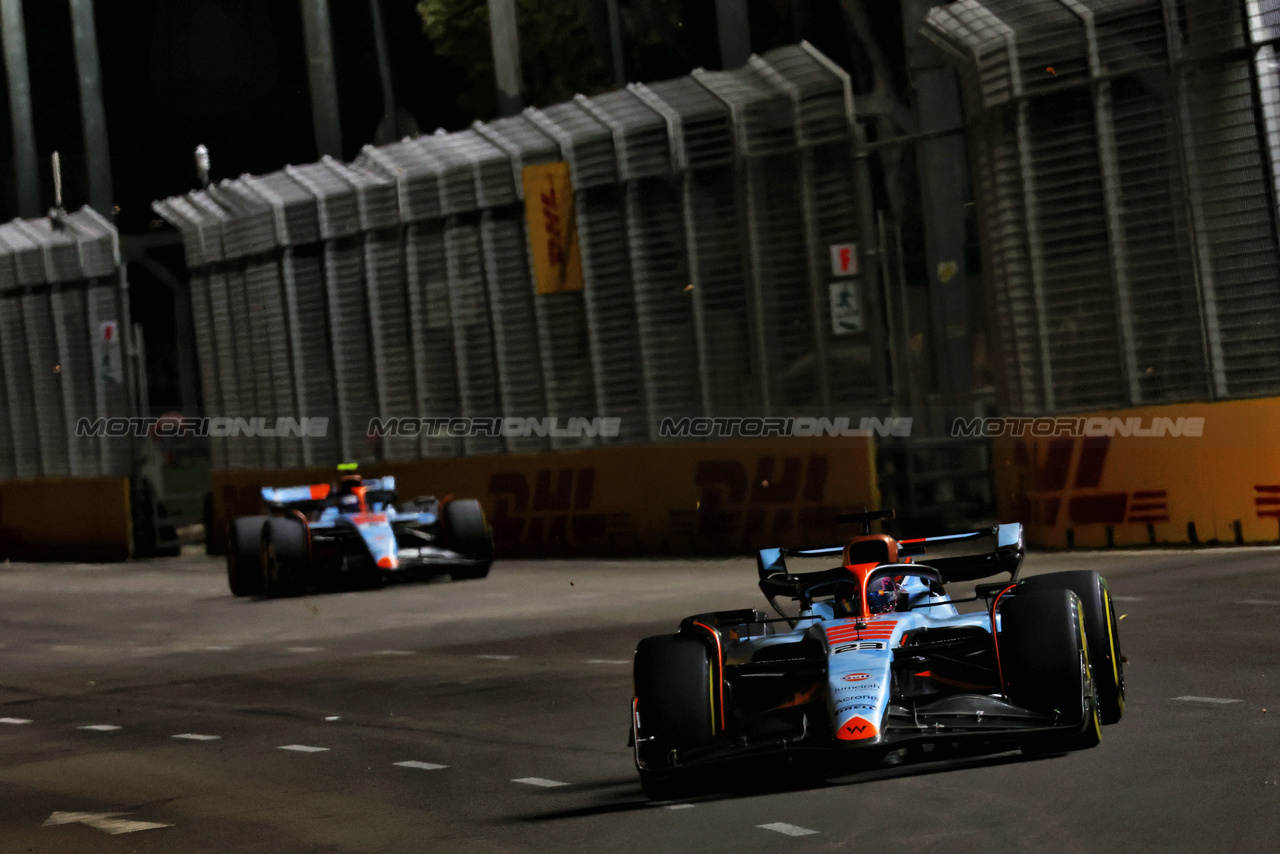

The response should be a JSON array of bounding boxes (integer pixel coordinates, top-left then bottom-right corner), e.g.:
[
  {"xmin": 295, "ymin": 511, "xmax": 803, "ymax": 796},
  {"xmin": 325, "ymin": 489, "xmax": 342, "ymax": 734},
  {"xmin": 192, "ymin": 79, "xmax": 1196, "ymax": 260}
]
[
  {"xmin": 377, "ymin": 556, "xmax": 397, "ymax": 570},
  {"xmin": 837, "ymin": 715, "xmax": 879, "ymax": 741}
]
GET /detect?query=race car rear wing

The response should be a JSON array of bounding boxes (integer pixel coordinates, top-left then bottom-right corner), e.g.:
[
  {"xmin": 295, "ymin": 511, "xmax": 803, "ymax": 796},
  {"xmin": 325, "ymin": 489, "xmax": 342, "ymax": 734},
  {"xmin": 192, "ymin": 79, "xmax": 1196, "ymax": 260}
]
[
  {"xmin": 756, "ymin": 522, "xmax": 1024, "ymax": 588},
  {"xmin": 897, "ymin": 523, "xmax": 1025, "ymax": 582}
]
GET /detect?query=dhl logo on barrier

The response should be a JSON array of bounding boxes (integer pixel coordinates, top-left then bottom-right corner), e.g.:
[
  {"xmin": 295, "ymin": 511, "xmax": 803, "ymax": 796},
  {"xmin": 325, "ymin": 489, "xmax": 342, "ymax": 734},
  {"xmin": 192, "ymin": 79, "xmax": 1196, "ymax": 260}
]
[
  {"xmin": 487, "ymin": 453, "xmax": 860, "ymax": 552},
  {"xmin": 995, "ymin": 397, "xmax": 1280, "ymax": 545},
  {"xmin": 1009, "ymin": 437, "xmax": 1168, "ymax": 527},
  {"xmin": 522, "ymin": 163, "xmax": 583, "ymax": 295}
]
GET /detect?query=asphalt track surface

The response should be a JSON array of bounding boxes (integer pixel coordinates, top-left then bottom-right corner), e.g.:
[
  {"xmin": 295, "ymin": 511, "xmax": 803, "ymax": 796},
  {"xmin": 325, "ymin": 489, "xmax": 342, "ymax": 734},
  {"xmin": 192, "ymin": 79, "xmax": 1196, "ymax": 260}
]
[{"xmin": 0, "ymin": 548, "xmax": 1278, "ymax": 853}]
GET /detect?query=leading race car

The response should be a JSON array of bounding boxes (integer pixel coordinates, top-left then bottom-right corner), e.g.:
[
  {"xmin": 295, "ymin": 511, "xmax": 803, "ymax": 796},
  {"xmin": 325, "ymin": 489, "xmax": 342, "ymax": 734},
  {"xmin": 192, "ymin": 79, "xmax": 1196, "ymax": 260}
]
[
  {"xmin": 226, "ymin": 467, "xmax": 494, "ymax": 597},
  {"xmin": 630, "ymin": 510, "xmax": 1124, "ymax": 798}
]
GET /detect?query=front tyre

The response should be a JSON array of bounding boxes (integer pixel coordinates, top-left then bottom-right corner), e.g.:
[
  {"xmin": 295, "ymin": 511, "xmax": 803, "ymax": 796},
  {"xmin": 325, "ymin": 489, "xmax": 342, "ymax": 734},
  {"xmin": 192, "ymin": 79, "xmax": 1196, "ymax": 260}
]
[
  {"xmin": 633, "ymin": 634, "xmax": 719, "ymax": 798},
  {"xmin": 1018, "ymin": 570, "xmax": 1124, "ymax": 723},
  {"xmin": 444, "ymin": 499, "xmax": 493, "ymax": 580},
  {"xmin": 1000, "ymin": 588, "xmax": 1101, "ymax": 755},
  {"xmin": 261, "ymin": 517, "xmax": 310, "ymax": 598}
]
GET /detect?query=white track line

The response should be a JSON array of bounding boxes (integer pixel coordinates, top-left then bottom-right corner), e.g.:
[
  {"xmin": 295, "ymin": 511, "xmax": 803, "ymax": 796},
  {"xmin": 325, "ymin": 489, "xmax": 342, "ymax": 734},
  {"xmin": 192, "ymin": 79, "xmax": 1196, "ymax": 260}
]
[
  {"xmin": 172, "ymin": 733, "xmax": 220, "ymax": 741},
  {"xmin": 1171, "ymin": 696, "xmax": 1243, "ymax": 704},
  {"xmin": 324, "ymin": 716, "xmax": 341, "ymax": 721},
  {"xmin": 78, "ymin": 724, "xmax": 121, "ymax": 731},
  {"xmin": 665, "ymin": 803, "xmax": 696, "ymax": 810},
  {"xmin": 372, "ymin": 650, "xmax": 415, "ymax": 656},
  {"xmin": 0, "ymin": 717, "xmax": 32, "ymax": 725},
  {"xmin": 204, "ymin": 645, "xmax": 235, "ymax": 652},
  {"xmin": 585, "ymin": 659, "xmax": 630, "ymax": 665},
  {"xmin": 284, "ymin": 647, "xmax": 323, "ymax": 654},
  {"xmin": 758, "ymin": 822, "xmax": 820, "ymax": 837},
  {"xmin": 512, "ymin": 777, "xmax": 567, "ymax": 787},
  {"xmin": 278, "ymin": 744, "xmax": 329, "ymax": 752},
  {"xmin": 1111, "ymin": 596, "xmax": 1143, "ymax": 602},
  {"xmin": 476, "ymin": 654, "xmax": 516, "ymax": 661},
  {"xmin": 394, "ymin": 761, "xmax": 448, "ymax": 771}
]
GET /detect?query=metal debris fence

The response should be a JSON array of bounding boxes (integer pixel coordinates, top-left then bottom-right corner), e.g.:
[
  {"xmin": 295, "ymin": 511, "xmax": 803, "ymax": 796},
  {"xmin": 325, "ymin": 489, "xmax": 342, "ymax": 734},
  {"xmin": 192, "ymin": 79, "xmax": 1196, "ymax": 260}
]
[
  {"xmin": 0, "ymin": 206, "xmax": 133, "ymax": 482},
  {"xmin": 154, "ymin": 43, "xmax": 877, "ymax": 470},
  {"xmin": 925, "ymin": 0, "xmax": 1280, "ymax": 413}
]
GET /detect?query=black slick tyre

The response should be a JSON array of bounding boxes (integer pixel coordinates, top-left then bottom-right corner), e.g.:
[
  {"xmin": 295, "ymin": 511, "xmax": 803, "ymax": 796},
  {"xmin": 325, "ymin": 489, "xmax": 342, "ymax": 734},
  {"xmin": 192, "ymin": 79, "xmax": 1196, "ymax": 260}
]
[
  {"xmin": 227, "ymin": 515, "xmax": 268, "ymax": 596},
  {"xmin": 261, "ymin": 517, "xmax": 310, "ymax": 598},
  {"xmin": 1000, "ymin": 588, "xmax": 1101, "ymax": 754},
  {"xmin": 444, "ymin": 499, "xmax": 493, "ymax": 580},
  {"xmin": 633, "ymin": 633, "xmax": 719, "ymax": 799},
  {"xmin": 1018, "ymin": 570, "xmax": 1125, "ymax": 723}
]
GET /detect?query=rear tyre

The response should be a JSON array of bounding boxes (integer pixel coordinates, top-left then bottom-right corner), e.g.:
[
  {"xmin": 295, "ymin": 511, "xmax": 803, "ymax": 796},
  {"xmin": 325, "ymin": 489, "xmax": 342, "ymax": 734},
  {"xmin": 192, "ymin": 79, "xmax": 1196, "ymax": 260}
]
[
  {"xmin": 1018, "ymin": 570, "xmax": 1125, "ymax": 723},
  {"xmin": 444, "ymin": 499, "xmax": 493, "ymax": 580},
  {"xmin": 633, "ymin": 634, "xmax": 719, "ymax": 799},
  {"xmin": 227, "ymin": 515, "xmax": 268, "ymax": 596},
  {"xmin": 261, "ymin": 517, "xmax": 310, "ymax": 598},
  {"xmin": 1000, "ymin": 589, "xmax": 1101, "ymax": 755}
]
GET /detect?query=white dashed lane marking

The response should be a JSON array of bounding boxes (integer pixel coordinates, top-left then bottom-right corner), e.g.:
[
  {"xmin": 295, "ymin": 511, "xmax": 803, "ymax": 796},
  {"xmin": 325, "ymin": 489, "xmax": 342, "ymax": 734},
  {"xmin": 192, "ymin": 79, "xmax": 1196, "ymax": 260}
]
[
  {"xmin": 665, "ymin": 803, "xmax": 696, "ymax": 810},
  {"xmin": 1111, "ymin": 596, "xmax": 1143, "ymax": 602},
  {"xmin": 285, "ymin": 647, "xmax": 323, "ymax": 654},
  {"xmin": 278, "ymin": 744, "xmax": 329, "ymax": 752},
  {"xmin": 512, "ymin": 777, "xmax": 567, "ymax": 788},
  {"xmin": 324, "ymin": 716, "xmax": 341, "ymax": 721},
  {"xmin": 372, "ymin": 650, "xmax": 415, "ymax": 656},
  {"xmin": 0, "ymin": 717, "xmax": 32, "ymax": 724},
  {"xmin": 203, "ymin": 645, "xmax": 235, "ymax": 652},
  {"xmin": 1171, "ymin": 696, "xmax": 1243, "ymax": 704},
  {"xmin": 172, "ymin": 733, "xmax": 221, "ymax": 741},
  {"xmin": 44, "ymin": 811, "xmax": 172, "ymax": 835},
  {"xmin": 758, "ymin": 822, "xmax": 820, "ymax": 837},
  {"xmin": 78, "ymin": 724, "xmax": 121, "ymax": 732},
  {"xmin": 394, "ymin": 761, "xmax": 448, "ymax": 771},
  {"xmin": 476, "ymin": 654, "xmax": 516, "ymax": 661},
  {"xmin": 585, "ymin": 659, "xmax": 630, "ymax": 665}
]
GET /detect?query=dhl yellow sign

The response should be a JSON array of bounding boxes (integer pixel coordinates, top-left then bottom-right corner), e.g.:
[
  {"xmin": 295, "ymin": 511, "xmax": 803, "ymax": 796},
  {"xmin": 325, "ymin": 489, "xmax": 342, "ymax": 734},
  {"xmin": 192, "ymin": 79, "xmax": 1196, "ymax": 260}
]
[{"xmin": 522, "ymin": 162, "xmax": 584, "ymax": 295}]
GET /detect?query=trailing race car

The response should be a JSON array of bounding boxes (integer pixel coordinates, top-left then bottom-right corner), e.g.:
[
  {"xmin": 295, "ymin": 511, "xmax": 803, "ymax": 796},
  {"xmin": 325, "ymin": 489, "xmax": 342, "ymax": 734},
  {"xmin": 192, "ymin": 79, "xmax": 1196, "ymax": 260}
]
[
  {"xmin": 630, "ymin": 510, "xmax": 1124, "ymax": 798},
  {"xmin": 226, "ymin": 467, "xmax": 494, "ymax": 597}
]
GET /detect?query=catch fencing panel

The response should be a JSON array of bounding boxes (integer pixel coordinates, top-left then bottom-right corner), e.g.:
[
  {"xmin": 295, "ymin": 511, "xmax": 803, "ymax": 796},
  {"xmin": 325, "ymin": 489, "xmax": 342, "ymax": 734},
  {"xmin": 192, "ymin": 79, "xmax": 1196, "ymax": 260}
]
[
  {"xmin": 240, "ymin": 171, "xmax": 338, "ymax": 467},
  {"xmin": 156, "ymin": 43, "xmax": 902, "ymax": 472},
  {"xmin": 634, "ymin": 78, "xmax": 753, "ymax": 418},
  {"xmin": 0, "ymin": 207, "xmax": 130, "ymax": 482},
  {"xmin": 585, "ymin": 88, "xmax": 701, "ymax": 437},
  {"xmin": 924, "ymin": 0, "xmax": 1280, "ymax": 413},
  {"xmin": 533, "ymin": 101, "xmax": 649, "ymax": 445},
  {"xmin": 481, "ymin": 115, "xmax": 597, "ymax": 451},
  {"xmin": 694, "ymin": 64, "xmax": 813, "ymax": 416},
  {"xmin": 286, "ymin": 159, "xmax": 381, "ymax": 464},
  {"xmin": 209, "ymin": 181, "xmax": 295, "ymax": 469},
  {"xmin": 153, "ymin": 195, "xmax": 232, "ymax": 471},
  {"xmin": 357, "ymin": 137, "xmax": 463, "ymax": 458}
]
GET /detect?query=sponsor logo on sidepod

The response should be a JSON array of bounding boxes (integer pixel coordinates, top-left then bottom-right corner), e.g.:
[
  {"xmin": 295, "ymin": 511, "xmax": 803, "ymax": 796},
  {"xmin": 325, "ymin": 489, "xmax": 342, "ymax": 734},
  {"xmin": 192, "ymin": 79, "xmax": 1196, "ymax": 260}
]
[{"xmin": 843, "ymin": 673, "xmax": 871, "ymax": 682}]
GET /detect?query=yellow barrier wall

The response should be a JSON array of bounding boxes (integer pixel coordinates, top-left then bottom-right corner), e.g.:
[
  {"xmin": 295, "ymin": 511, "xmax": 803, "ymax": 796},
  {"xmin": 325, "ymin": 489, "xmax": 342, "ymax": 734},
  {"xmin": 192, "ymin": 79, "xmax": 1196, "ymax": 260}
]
[
  {"xmin": 212, "ymin": 438, "xmax": 879, "ymax": 557},
  {"xmin": 993, "ymin": 398, "xmax": 1280, "ymax": 547},
  {"xmin": 0, "ymin": 477, "xmax": 132, "ymax": 561}
]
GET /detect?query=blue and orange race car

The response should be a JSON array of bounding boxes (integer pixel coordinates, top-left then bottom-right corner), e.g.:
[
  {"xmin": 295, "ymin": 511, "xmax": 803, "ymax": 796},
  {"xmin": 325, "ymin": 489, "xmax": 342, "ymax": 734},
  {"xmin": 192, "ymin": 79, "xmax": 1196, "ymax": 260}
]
[
  {"xmin": 630, "ymin": 510, "xmax": 1124, "ymax": 798},
  {"xmin": 226, "ymin": 468, "xmax": 493, "ymax": 597}
]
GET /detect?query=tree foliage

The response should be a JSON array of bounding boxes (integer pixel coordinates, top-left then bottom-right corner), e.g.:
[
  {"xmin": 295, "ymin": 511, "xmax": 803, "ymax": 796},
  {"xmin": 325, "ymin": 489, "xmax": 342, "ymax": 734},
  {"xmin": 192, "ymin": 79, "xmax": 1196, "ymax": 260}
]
[{"xmin": 417, "ymin": 0, "xmax": 610, "ymax": 118}]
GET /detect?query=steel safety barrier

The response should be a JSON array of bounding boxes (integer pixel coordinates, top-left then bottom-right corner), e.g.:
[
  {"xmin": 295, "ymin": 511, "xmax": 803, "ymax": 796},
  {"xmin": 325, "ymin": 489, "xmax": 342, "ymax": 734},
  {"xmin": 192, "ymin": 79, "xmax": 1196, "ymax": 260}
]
[
  {"xmin": 0, "ymin": 206, "xmax": 131, "ymax": 482},
  {"xmin": 925, "ymin": 0, "xmax": 1280, "ymax": 412}
]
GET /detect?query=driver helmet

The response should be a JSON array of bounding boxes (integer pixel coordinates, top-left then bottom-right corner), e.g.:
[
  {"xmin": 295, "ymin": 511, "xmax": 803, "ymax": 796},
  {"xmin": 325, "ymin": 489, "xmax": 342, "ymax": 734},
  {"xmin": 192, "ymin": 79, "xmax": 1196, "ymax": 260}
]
[
  {"xmin": 338, "ymin": 492, "xmax": 361, "ymax": 513},
  {"xmin": 866, "ymin": 576, "xmax": 903, "ymax": 614}
]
